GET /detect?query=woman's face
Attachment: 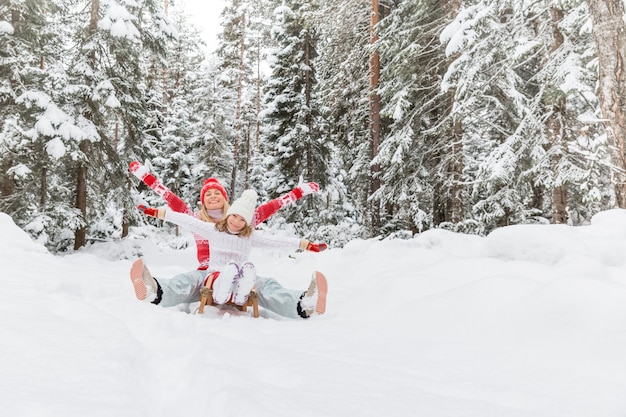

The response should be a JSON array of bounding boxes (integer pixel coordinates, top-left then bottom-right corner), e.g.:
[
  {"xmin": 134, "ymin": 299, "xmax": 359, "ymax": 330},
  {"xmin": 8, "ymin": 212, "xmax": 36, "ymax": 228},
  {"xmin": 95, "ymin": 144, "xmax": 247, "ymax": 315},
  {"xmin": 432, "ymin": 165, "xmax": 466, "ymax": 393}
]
[
  {"xmin": 226, "ymin": 214, "xmax": 247, "ymax": 232},
  {"xmin": 203, "ymin": 188, "xmax": 226, "ymax": 210}
]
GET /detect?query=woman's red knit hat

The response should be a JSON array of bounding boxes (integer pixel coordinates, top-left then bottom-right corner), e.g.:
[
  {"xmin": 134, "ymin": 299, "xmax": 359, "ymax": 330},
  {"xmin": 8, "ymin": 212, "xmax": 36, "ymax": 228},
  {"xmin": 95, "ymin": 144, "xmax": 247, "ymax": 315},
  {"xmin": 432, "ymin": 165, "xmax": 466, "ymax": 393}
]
[{"xmin": 200, "ymin": 178, "xmax": 228, "ymax": 202}]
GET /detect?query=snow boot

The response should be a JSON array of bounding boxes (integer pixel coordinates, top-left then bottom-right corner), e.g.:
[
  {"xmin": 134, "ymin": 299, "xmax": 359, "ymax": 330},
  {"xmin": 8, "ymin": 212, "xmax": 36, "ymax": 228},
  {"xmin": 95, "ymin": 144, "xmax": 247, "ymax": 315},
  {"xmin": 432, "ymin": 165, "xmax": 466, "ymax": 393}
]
[
  {"xmin": 130, "ymin": 258, "xmax": 158, "ymax": 301},
  {"xmin": 232, "ymin": 262, "xmax": 256, "ymax": 305},
  {"xmin": 212, "ymin": 263, "xmax": 239, "ymax": 304},
  {"xmin": 297, "ymin": 271, "xmax": 328, "ymax": 318}
]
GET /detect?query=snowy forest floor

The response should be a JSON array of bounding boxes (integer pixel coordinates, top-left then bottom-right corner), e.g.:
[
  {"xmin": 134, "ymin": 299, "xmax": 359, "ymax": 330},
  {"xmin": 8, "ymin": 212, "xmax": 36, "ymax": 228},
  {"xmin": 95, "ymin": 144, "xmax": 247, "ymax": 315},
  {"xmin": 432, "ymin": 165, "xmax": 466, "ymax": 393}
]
[{"xmin": 1, "ymin": 210, "xmax": 626, "ymax": 417}]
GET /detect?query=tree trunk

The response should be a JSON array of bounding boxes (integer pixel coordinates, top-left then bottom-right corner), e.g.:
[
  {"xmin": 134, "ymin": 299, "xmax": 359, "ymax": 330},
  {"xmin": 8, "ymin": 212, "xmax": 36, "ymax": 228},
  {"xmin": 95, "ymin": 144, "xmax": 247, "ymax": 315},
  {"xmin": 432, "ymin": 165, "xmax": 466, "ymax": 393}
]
[
  {"xmin": 587, "ymin": 0, "xmax": 626, "ymax": 207},
  {"xmin": 305, "ymin": 31, "xmax": 313, "ymax": 179},
  {"xmin": 89, "ymin": 0, "xmax": 99, "ymax": 32},
  {"xmin": 162, "ymin": 0, "xmax": 169, "ymax": 119},
  {"xmin": 255, "ymin": 39, "xmax": 261, "ymax": 150},
  {"xmin": 1, "ymin": 157, "xmax": 13, "ymax": 198},
  {"xmin": 369, "ymin": 0, "xmax": 382, "ymax": 233},
  {"xmin": 231, "ymin": 11, "xmax": 246, "ymax": 198},
  {"xmin": 245, "ymin": 126, "xmax": 250, "ymax": 188},
  {"xmin": 449, "ymin": 119, "xmax": 464, "ymax": 223},
  {"xmin": 74, "ymin": 141, "xmax": 88, "ymax": 250},
  {"xmin": 546, "ymin": 6, "xmax": 568, "ymax": 223},
  {"xmin": 74, "ymin": 0, "xmax": 99, "ymax": 250},
  {"xmin": 2, "ymin": 0, "xmax": 20, "ymax": 199},
  {"xmin": 448, "ymin": 0, "xmax": 463, "ymax": 224},
  {"xmin": 434, "ymin": 0, "xmax": 464, "ymax": 226},
  {"xmin": 40, "ymin": 167, "xmax": 47, "ymax": 207},
  {"xmin": 122, "ymin": 180, "xmax": 130, "ymax": 239}
]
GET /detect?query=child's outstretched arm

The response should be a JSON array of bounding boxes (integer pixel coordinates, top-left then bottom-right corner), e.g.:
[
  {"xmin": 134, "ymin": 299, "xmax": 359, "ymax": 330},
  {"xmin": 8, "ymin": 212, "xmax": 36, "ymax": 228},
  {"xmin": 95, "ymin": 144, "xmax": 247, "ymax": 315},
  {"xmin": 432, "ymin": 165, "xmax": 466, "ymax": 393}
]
[
  {"xmin": 250, "ymin": 230, "xmax": 328, "ymax": 253},
  {"xmin": 252, "ymin": 181, "xmax": 319, "ymax": 227},
  {"xmin": 137, "ymin": 205, "xmax": 217, "ymax": 240}
]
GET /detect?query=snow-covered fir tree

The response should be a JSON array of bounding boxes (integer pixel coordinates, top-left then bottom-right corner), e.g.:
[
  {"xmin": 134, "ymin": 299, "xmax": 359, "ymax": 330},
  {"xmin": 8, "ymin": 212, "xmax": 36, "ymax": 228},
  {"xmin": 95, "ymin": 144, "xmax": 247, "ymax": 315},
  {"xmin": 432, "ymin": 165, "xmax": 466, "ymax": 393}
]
[
  {"xmin": 147, "ymin": 6, "xmax": 218, "ymax": 211},
  {"xmin": 440, "ymin": 0, "xmax": 611, "ymax": 231},
  {"xmin": 374, "ymin": 0, "xmax": 453, "ymax": 233},
  {"xmin": 214, "ymin": 0, "xmax": 253, "ymax": 199},
  {"xmin": 586, "ymin": 0, "xmax": 626, "ymax": 208},
  {"xmin": 261, "ymin": 0, "xmax": 331, "ymax": 226},
  {"xmin": 3, "ymin": 0, "xmax": 626, "ymax": 248},
  {"xmin": 312, "ymin": 0, "xmax": 371, "ymax": 243},
  {"xmin": 62, "ymin": 0, "xmax": 177, "ymax": 249},
  {"xmin": 0, "ymin": 0, "xmax": 83, "ymax": 249},
  {"xmin": 1, "ymin": 0, "xmax": 177, "ymax": 250}
]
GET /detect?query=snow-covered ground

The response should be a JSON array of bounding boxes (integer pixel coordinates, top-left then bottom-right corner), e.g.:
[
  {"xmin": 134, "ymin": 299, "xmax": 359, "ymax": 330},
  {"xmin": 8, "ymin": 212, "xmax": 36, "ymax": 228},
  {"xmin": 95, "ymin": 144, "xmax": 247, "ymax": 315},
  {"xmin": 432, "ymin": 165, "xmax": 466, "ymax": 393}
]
[{"xmin": 2, "ymin": 209, "xmax": 626, "ymax": 417}]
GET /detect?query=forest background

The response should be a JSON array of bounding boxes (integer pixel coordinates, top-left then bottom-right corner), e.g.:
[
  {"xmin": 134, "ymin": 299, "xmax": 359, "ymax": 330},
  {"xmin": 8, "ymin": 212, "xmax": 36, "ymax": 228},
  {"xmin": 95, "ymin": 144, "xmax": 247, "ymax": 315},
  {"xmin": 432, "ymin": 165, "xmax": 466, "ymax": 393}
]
[{"xmin": 2, "ymin": 0, "xmax": 626, "ymax": 252}]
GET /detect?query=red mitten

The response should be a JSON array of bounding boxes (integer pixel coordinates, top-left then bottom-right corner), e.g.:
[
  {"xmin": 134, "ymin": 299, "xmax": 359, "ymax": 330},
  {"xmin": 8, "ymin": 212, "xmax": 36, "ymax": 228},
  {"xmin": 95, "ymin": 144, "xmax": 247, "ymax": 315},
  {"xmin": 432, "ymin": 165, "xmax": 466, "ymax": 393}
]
[
  {"xmin": 259, "ymin": 181, "xmax": 322, "ymax": 225},
  {"xmin": 306, "ymin": 242, "xmax": 328, "ymax": 252},
  {"xmin": 299, "ymin": 181, "xmax": 319, "ymax": 195},
  {"xmin": 285, "ymin": 181, "xmax": 319, "ymax": 202},
  {"xmin": 296, "ymin": 181, "xmax": 319, "ymax": 198},
  {"xmin": 138, "ymin": 205, "xmax": 159, "ymax": 218}
]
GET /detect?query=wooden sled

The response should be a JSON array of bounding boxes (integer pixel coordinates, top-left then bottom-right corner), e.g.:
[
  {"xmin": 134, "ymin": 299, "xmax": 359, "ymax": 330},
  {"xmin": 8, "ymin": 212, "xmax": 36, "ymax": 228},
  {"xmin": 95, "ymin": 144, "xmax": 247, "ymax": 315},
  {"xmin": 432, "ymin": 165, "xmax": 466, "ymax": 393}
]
[{"xmin": 197, "ymin": 274, "xmax": 259, "ymax": 318}]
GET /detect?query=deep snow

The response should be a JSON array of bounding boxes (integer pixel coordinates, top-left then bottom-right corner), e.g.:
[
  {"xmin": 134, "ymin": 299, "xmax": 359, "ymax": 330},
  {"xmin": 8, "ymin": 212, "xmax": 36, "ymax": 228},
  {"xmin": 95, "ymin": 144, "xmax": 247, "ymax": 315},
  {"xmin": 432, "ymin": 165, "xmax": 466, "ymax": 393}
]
[{"xmin": 1, "ymin": 209, "xmax": 626, "ymax": 417}]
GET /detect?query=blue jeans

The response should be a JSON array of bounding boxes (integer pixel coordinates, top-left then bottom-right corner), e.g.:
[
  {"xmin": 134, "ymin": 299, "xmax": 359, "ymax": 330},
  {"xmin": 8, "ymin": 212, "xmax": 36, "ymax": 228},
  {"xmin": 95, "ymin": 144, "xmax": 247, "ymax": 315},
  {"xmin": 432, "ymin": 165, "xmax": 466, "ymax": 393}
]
[
  {"xmin": 255, "ymin": 276, "xmax": 303, "ymax": 319},
  {"xmin": 156, "ymin": 270, "xmax": 304, "ymax": 319},
  {"xmin": 158, "ymin": 269, "xmax": 207, "ymax": 307}
]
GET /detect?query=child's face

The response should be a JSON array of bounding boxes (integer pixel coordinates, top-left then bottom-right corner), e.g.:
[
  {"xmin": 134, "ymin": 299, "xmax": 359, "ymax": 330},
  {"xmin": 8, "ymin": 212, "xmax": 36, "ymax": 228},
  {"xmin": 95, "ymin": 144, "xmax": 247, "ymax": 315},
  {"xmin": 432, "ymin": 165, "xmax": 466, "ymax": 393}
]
[
  {"xmin": 227, "ymin": 214, "xmax": 247, "ymax": 232},
  {"xmin": 204, "ymin": 189, "xmax": 225, "ymax": 210}
]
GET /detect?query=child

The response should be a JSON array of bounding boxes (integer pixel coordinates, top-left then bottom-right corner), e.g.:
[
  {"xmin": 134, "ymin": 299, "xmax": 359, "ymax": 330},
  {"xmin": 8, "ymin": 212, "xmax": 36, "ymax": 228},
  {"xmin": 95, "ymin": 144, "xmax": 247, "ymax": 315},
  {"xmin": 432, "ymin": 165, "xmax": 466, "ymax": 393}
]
[{"xmin": 139, "ymin": 189, "xmax": 325, "ymax": 306}]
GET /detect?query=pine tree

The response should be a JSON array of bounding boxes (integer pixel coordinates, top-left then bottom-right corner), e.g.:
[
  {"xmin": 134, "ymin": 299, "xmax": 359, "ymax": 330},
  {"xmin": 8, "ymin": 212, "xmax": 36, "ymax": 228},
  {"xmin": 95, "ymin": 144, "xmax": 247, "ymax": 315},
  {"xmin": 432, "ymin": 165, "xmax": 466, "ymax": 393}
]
[
  {"xmin": 587, "ymin": 0, "xmax": 626, "ymax": 207},
  {"xmin": 0, "ymin": 0, "xmax": 176, "ymax": 250},
  {"xmin": 532, "ymin": 1, "xmax": 609, "ymax": 224},
  {"xmin": 440, "ymin": 0, "xmax": 610, "ymax": 230},
  {"xmin": 214, "ymin": 0, "xmax": 248, "ymax": 199},
  {"xmin": 314, "ymin": 0, "xmax": 371, "ymax": 241},
  {"xmin": 0, "ymin": 0, "xmax": 81, "ymax": 249},
  {"xmin": 261, "ymin": 0, "xmax": 330, "ymax": 224},
  {"xmin": 150, "ymin": 6, "xmax": 216, "ymax": 209},
  {"xmin": 374, "ymin": 0, "xmax": 453, "ymax": 233}
]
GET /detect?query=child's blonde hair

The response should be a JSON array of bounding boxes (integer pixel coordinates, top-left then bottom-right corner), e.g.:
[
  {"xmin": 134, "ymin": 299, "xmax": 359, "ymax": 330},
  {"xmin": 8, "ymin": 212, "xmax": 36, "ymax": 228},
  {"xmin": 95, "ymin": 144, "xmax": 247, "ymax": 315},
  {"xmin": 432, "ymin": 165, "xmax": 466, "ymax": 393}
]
[{"xmin": 215, "ymin": 215, "xmax": 253, "ymax": 237}]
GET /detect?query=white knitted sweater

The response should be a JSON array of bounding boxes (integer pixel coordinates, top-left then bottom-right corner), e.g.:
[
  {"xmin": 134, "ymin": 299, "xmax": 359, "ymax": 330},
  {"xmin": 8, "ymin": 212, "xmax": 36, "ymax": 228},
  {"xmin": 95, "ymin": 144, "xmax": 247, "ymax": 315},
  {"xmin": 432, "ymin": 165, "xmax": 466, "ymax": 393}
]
[{"xmin": 164, "ymin": 210, "xmax": 301, "ymax": 271}]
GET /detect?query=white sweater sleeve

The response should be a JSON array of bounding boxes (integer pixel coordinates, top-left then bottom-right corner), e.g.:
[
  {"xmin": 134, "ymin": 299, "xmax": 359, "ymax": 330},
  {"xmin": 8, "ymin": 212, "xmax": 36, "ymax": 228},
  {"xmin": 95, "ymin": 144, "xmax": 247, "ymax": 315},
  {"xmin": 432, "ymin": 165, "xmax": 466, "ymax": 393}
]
[
  {"xmin": 250, "ymin": 230, "xmax": 301, "ymax": 251},
  {"xmin": 164, "ymin": 210, "xmax": 300, "ymax": 253},
  {"xmin": 163, "ymin": 210, "xmax": 217, "ymax": 240}
]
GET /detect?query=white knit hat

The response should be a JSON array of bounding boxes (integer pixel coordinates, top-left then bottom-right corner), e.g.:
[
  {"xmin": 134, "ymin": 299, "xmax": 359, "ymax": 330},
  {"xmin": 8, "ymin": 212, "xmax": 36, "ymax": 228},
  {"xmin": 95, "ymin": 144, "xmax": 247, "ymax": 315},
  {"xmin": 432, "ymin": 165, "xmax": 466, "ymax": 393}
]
[{"xmin": 226, "ymin": 189, "xmax": 258, "ymax": 225}]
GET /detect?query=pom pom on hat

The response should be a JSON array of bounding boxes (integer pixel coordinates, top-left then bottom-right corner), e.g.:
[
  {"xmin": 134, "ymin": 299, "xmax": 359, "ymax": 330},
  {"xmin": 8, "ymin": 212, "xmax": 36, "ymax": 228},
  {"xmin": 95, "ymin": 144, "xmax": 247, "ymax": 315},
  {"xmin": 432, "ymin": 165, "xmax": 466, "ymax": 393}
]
[
  {"xmin": 226, "ymin": 189, "xmax": 258, "ymax": 225},
  {"xmin": 200, "ymin": 178, "xmax": 228, "ymax": 203}
]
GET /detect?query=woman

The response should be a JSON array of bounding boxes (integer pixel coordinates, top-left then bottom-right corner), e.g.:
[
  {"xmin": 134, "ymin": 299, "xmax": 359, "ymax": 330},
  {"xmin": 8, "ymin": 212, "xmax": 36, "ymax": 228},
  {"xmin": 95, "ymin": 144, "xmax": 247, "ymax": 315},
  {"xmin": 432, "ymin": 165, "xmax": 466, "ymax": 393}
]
[{"xmin": 129, "ymin": 165, "xmax": 327, "ymax": 318}]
